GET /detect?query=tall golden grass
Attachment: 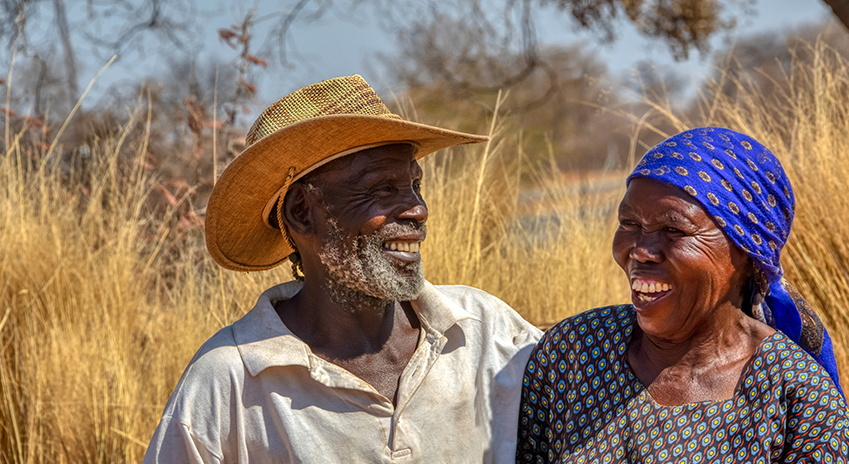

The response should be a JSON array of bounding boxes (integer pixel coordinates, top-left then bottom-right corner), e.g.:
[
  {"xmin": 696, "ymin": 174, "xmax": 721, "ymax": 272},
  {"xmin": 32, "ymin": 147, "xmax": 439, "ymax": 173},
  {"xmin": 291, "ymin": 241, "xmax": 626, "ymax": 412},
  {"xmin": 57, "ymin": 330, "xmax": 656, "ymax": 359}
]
[{"xmin": 0, "ymin": 40, "xmax": 848, "ymax": 462}]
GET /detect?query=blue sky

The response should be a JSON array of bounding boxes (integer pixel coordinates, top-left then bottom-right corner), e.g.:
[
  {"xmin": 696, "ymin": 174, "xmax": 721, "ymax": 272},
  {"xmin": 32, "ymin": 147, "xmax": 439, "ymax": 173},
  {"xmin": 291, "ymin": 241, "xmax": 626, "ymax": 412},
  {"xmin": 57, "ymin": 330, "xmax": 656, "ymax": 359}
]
[{"xmin": 44, "ymin": 0, "xmax": 840, "ymax": 110}]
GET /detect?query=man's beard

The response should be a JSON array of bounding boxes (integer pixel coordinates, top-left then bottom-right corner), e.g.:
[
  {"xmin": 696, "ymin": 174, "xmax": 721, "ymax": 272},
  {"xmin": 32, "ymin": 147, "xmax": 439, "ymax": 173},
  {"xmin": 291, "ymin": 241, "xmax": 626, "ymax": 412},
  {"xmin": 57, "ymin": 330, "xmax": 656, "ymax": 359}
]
[{"xmin": 317, "ymin": 217, "xmax": 426, "ymax": 308}]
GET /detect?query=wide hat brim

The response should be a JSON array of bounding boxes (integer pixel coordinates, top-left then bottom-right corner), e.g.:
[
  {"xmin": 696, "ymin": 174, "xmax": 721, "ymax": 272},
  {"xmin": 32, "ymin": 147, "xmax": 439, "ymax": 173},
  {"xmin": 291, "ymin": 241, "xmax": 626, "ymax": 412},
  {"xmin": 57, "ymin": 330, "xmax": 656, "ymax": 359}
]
[{"xmin": 205, "ymin": 114, "xmax": 488, "ymax": 272}]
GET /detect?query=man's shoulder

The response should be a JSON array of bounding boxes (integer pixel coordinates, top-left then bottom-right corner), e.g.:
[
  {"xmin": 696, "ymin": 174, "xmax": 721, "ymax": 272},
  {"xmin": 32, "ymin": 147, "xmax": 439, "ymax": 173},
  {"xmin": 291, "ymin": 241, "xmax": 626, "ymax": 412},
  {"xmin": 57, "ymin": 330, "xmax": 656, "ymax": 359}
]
[
  {"xmin": 430, "ymin": 284, "xmax": 542, "ymax": 337},
  {"xmin": 432, "ymin": 284, "xmax": 516, "ymax": 318},
  {"xmin": 186, "ymin": 325, "xmax": 243, "ymax": 373},
  {"xmin": 164, "ymin": 325, "xmax": 245, "ymax": 414},
  {"xmin": 432, "ymin": 284, "xmax": 509, "ymax": 307},
  {"xmin": 146, "ymin": 325, "xmax": 246, "ymax": 462}
]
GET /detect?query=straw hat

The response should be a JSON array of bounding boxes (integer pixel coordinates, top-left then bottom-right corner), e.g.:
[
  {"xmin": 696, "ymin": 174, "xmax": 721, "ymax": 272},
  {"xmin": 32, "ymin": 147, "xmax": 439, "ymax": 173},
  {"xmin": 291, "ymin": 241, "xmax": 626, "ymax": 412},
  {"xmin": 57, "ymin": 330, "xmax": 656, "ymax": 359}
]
[{"xmin": 205, "ymin": 74, "xmax": 489, "ymax": 272}]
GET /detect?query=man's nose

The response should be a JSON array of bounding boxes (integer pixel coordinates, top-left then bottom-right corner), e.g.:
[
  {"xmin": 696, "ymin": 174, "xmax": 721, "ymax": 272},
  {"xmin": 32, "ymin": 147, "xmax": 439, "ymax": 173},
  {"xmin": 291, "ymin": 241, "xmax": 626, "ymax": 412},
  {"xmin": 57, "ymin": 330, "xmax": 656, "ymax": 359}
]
[{"xmin": 398, "ymin": 191, "xmax": 428, "ymax": 224}]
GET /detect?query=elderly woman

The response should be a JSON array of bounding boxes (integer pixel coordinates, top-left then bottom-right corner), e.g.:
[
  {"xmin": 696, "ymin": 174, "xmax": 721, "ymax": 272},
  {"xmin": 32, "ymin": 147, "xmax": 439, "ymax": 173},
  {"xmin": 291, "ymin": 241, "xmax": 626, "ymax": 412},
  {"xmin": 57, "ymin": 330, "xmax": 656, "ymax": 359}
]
[{"xmin": 517, "ymin": 128, "xmax": 849, "ymax": 463}]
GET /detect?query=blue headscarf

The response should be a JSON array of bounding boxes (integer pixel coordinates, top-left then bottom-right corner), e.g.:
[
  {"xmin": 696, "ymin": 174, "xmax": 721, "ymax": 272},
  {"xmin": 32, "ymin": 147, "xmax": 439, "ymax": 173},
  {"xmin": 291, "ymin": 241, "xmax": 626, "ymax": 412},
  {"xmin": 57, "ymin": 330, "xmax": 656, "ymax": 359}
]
[{"xmin": 628, "ymin": 127, "xmax": 844, "ymax": 397}]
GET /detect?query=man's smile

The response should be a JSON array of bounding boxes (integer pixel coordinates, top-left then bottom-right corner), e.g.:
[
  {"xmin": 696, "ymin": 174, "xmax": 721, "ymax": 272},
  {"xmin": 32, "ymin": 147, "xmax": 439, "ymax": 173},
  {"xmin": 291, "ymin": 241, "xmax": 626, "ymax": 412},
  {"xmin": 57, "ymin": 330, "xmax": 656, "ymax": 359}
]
[
  {"xmin": 380, "ymin": 235, "xmax": 425, "ymax": 265},
  {"xmin": 382, "ymin": 241, "xmax": 421, "ymax": 253}
]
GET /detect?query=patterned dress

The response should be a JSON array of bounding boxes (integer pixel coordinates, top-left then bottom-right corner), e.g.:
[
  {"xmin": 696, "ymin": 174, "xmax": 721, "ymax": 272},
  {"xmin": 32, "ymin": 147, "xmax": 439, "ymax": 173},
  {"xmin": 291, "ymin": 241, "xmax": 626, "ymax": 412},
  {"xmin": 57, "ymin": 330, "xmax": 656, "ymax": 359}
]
[{"xmin": 517, "ymin": 305, "xmax": 849, "ymax": 463}]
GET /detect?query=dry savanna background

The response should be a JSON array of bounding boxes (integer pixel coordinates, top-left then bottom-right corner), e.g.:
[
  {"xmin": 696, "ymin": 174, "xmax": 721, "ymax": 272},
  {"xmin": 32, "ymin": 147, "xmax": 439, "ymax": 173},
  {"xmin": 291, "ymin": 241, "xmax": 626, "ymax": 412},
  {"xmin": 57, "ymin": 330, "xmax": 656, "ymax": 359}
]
[{"xmin": 3, "ymin": 0, "xmax": 849, "ymax": 461}]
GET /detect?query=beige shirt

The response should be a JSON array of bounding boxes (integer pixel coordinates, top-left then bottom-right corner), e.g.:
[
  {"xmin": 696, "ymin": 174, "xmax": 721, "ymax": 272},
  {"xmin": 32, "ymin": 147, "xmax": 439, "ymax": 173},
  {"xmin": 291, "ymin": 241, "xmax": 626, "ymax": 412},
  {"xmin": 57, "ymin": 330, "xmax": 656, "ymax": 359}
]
[{"xmin": 143, "ymin": 281, "xmax": 541, "ymax": 463}]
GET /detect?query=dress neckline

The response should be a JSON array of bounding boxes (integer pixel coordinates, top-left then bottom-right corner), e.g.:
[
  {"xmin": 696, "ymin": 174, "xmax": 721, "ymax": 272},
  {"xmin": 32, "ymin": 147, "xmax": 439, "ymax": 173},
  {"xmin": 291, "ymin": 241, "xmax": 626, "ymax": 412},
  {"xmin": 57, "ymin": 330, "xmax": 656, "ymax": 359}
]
[{"xmin": 619, "ymin": 307, "xmax": 784, "ymax": 408}]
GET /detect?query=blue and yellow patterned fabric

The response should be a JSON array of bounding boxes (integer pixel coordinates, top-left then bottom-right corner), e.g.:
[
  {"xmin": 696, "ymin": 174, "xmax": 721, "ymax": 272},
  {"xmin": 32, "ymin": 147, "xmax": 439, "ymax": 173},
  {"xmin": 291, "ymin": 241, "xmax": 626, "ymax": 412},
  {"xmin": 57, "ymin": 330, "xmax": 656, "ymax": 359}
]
[
  {"xmin": 517, "ymin": 306, "xmax": 849, "ymax": 463},
  {"xmin": 627, "ymin": 127, "xmax": 843, "ymax": 398}
]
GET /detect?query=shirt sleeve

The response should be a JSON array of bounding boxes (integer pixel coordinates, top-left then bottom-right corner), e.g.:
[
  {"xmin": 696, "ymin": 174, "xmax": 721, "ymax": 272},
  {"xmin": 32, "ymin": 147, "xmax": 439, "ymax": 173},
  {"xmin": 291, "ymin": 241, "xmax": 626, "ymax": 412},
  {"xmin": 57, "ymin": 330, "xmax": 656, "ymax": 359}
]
[
  {"xmin": 516, "ymin": 326, "xmax": 559, "ymax": 464},
  {"xmin": 143, "ymin": 415, "xmax": 223, "ymax": 464},
  {"xmin": 143, "ymin": 327, "xmax": 240, "ymax": 464},
  {"xmin": 781, "ymin": 363, "xmax": 849, "ymax": 463}
]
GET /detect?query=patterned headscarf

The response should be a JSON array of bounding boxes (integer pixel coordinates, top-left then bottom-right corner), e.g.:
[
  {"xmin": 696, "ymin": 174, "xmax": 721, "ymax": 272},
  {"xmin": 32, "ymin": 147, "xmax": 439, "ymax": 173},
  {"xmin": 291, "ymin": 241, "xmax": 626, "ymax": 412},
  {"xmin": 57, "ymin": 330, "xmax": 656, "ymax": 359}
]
[{"xmin": 627, "ymin": 127, "xmax": 844, "ymax": 397}]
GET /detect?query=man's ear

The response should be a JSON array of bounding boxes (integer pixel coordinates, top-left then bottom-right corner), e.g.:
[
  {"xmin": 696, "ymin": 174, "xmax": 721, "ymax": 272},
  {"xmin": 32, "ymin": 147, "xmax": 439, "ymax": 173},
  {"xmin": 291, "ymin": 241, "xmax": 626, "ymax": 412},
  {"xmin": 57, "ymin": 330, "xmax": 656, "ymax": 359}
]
[{"xmin": 282, "ymin": 183, "xmax": 316, "ymax": 238}]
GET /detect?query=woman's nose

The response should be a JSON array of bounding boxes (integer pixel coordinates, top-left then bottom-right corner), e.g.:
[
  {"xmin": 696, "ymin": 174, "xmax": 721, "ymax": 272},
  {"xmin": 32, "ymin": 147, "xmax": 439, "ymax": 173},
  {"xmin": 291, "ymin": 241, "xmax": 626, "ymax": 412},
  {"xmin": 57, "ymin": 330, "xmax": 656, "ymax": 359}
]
[{"xmin": 630, "ymin": 233, "xmax": 662, "ymax": 263}]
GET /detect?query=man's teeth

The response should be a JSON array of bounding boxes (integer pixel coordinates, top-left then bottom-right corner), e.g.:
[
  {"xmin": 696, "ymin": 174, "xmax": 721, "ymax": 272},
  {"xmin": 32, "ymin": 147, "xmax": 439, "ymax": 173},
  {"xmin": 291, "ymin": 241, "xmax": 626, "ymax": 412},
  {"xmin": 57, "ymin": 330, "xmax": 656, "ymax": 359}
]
[
  {"xmin": 383, "ymin": 242, "xmax": 421, "ymax": 253},
  {"xmin": 631, "ymin": 281, "xmax": 672, "ymax": 293}
]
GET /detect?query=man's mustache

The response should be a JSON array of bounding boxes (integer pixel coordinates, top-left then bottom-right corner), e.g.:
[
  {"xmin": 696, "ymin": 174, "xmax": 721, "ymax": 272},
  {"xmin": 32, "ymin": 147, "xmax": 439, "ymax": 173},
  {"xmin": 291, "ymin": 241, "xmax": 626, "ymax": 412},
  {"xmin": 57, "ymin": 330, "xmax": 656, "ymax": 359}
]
[{"xmin": 369, "ymin": 221, "xmax": 428, "ymax": 241}]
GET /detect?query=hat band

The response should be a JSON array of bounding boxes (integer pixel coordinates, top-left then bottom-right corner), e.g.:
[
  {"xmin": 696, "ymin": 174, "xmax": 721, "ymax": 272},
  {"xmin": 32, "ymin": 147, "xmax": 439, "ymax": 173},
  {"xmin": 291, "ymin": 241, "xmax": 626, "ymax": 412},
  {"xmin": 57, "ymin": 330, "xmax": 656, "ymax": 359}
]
[{"xmin": 260, "ymin": 140, "xmax": 421, "ymax": 230}]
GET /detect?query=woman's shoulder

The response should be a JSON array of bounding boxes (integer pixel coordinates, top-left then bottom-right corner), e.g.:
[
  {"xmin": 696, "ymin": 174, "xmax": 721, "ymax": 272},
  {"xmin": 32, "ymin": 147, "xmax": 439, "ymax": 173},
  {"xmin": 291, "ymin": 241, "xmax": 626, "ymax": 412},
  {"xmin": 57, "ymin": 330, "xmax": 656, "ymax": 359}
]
[
  {"xmin": 752, "ymin": 333, "xmax": 849, "ymax": 455},
  {"xmin": 546, "ymin": 304, "xmax": 634, "ymax": 332},
  {"xmin": 537, "ymin": 304, "xmax": 635, "ymax": 350},
  {"xmin": 757, "ymin": 332, "xmax": 847, "ymax": 405}
]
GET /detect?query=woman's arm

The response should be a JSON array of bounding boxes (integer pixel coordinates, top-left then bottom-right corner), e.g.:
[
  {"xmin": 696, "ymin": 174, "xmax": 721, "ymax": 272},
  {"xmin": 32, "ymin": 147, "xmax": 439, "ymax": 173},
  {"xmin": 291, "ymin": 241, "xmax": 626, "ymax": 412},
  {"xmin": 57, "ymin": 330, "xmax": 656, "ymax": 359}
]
[
  {"xmin": 516, "ymin": 327, "xmax": 559, "ymax": 464},
  {"xmin": 780, "ymin": 361, "xmax": 849, "ymax": 462}
]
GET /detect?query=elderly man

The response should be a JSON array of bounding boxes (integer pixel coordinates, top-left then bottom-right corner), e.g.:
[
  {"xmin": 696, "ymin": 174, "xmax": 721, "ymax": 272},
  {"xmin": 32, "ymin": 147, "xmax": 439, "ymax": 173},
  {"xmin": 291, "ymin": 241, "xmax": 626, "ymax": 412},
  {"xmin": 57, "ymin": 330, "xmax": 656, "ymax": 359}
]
[{"xmin": 143, "ymin": 75, "xmax": 541, "ymax": 463}]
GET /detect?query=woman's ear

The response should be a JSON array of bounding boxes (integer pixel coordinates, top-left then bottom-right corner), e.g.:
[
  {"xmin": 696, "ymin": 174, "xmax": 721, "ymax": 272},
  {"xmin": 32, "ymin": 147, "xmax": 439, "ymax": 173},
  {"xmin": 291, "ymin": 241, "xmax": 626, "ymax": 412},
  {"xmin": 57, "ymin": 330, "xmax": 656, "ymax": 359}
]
[
  {"xmin": 282, "ymin": 183, "xmax": 316, "ymax": 238},
  {"xmin": 739, "ymin": 258, "xmax": 758, "ymax": 317}
]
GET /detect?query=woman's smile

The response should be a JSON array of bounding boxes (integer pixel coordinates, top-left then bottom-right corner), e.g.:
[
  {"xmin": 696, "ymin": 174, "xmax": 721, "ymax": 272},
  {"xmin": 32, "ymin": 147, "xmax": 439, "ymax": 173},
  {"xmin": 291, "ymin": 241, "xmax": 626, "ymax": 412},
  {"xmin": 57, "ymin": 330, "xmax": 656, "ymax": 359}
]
[{"xmin": 630, "ymin": 278, "xmax": 673, "ymax": 305}]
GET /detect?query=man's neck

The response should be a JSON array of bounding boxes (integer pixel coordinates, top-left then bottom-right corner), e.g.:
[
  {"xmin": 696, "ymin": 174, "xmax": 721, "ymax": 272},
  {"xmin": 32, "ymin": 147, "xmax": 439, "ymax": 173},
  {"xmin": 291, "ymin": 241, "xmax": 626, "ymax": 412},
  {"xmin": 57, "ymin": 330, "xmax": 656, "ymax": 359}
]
[
  {"xmin": 274, "ymin": 277, "xmax": 407, "ymax": 360},
  {"xmin": 273, "ymin": 277, "xmax": 422, "ymax": 404}
]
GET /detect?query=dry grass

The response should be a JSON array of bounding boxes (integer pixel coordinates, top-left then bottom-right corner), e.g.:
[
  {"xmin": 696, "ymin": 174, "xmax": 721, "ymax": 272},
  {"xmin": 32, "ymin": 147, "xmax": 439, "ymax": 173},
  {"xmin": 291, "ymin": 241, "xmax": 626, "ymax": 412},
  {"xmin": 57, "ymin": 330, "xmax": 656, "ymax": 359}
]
[
  {"xmin": 0, "ymin": 108, "xmax": 294, "ymax": 462},
  {"xmin": 1, "ymin": 41, "xmax": 849, "ymax": 461}
]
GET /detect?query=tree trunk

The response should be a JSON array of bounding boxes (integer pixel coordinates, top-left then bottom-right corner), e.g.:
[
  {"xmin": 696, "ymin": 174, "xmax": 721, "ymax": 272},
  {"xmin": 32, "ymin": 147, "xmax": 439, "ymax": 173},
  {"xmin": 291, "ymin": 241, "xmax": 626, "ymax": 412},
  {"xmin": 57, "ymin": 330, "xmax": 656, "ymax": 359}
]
[
  {"xmin": 821, "ymin": 0, "xmax": 849, "ymax": 32},
  {"xmin": 53, "ymin": 0, "xmax": 78, "ymax": 109}
]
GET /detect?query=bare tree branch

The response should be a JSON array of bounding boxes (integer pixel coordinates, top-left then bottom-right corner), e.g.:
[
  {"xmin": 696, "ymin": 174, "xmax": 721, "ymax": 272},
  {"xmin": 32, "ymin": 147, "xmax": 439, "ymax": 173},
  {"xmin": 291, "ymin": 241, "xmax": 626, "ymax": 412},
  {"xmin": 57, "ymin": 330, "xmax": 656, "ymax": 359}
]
[
  {"xmin": 80, "ymin": 0, "xmax": 200, "ymax": 60},
  {"xmin": 260, "ymin": 0, "xmax": 323, "ymax": 66}
]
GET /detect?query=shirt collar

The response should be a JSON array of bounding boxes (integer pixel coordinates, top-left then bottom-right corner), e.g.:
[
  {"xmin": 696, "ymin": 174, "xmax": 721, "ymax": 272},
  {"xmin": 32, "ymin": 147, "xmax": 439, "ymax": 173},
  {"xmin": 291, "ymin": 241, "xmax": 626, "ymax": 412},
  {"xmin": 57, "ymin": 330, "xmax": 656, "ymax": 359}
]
[
  {"xmin": 411, "ymin": 281, "xmax": 481, "ymax": 334},
  {"xmin": 232, "ymin": 281, "xmax": 311, "ymax": 377},
  {"xmin": 232, "ymin": 280, "xmax": 480, "ymax": 377}
]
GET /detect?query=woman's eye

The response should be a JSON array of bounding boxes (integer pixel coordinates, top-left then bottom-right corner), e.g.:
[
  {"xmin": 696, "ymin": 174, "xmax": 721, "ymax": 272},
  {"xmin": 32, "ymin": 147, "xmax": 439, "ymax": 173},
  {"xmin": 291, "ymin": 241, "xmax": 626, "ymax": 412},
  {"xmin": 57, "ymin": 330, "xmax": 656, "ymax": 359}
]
[
  {"xmin": 665, "ymin": 227, "xmax": 683, "ymax": 234},
  {"xmin": 412, "ymin": 180, "xmax": 422, "ymax": 192}
]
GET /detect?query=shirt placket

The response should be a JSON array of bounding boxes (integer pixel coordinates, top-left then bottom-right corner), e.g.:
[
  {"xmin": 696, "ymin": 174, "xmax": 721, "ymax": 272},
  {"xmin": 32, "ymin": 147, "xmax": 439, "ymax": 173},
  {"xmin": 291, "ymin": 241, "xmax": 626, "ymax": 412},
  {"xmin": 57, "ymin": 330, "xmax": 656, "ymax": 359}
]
[
  {"xmin": 306, "ymin": 353, "xmax": 396, "ymax": 452},
  {"xmin": 386, "ymin": 326, "xmax": 447, "ymax": 461}
]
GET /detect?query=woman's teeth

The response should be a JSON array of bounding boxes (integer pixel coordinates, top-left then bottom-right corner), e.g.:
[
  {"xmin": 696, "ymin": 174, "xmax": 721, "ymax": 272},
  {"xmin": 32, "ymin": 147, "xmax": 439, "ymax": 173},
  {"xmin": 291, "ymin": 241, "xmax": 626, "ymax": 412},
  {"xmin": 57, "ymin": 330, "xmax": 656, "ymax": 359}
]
[
  {"xmin": 631, "ymin": 281, "xmax": 671, "ymax": 293},
  {"xmin": 383, "ymin": 241, "xmax": 420, "ymax": 253},
  {"xmin": 631, "ymin": 280, "xmax": 671, "ymax": 302}
]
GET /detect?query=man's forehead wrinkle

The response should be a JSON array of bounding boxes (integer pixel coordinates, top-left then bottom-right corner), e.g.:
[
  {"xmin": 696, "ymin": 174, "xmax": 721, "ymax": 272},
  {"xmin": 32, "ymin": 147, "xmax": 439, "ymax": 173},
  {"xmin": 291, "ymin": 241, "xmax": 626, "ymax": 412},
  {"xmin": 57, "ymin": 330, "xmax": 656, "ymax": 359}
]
[
  {"xmin": 411, "ymin": 159, "xmax": 423, "ymax": 177},
  {"xmin": 300, "ymin": 147, "xmax": 419, "ymax": 194},
  {"xmin": 307, "ymin": 154, "xmax": 357, "ymax": 181},
  {"xmin": 347, "ymin": 158, "xmax": 417, "ymax": 187}
]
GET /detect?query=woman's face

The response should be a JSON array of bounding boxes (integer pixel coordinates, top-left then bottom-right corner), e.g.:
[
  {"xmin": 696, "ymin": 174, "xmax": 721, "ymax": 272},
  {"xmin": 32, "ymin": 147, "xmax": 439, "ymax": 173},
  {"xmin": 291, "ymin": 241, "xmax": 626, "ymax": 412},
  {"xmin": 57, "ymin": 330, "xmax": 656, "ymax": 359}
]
[{"xmin": 612, "ymin": 178, "xmax": 751, "ymax": 340}]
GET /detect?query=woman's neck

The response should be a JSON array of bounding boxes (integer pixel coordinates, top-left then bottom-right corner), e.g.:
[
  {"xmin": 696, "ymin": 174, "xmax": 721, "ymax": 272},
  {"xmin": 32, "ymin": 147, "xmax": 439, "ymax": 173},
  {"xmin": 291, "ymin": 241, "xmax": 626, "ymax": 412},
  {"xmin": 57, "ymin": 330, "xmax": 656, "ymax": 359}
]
[{"xmin": 627, "ymin": 306, "xmax": 775, "ymax": 406}]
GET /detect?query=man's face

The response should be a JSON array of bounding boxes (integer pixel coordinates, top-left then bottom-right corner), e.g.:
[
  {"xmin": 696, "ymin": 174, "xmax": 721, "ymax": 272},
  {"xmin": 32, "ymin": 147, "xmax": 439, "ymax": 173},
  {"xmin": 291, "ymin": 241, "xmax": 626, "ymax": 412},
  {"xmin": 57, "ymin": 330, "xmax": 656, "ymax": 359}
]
[{"xmin": 308, "ymin": 144, "xmax": 428, "ymax": 304}]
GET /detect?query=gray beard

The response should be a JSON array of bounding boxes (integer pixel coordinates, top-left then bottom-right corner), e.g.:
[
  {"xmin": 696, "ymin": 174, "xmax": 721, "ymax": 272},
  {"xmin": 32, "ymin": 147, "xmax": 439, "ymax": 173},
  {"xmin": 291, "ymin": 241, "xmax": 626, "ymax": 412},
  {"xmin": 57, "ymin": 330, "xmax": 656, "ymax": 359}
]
[{"xmin": 318, "ymin": 218, "xmax": 425, "ymax": 309}]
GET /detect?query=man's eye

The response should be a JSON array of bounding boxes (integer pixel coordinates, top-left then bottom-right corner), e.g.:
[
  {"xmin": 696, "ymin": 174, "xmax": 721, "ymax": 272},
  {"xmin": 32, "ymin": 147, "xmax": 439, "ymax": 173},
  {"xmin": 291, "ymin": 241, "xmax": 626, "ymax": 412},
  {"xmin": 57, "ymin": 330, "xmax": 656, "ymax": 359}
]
[
  {"xmin": 412, "ymin": 180, "xmax": 422, "ymax": 192},
  {"xmin": 372, "ymin": 184, "xmax": 395, "ymax": 194},
  {"xmin": 665, "ymin": 227, "xmax": 683, "ymax": 234}
]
